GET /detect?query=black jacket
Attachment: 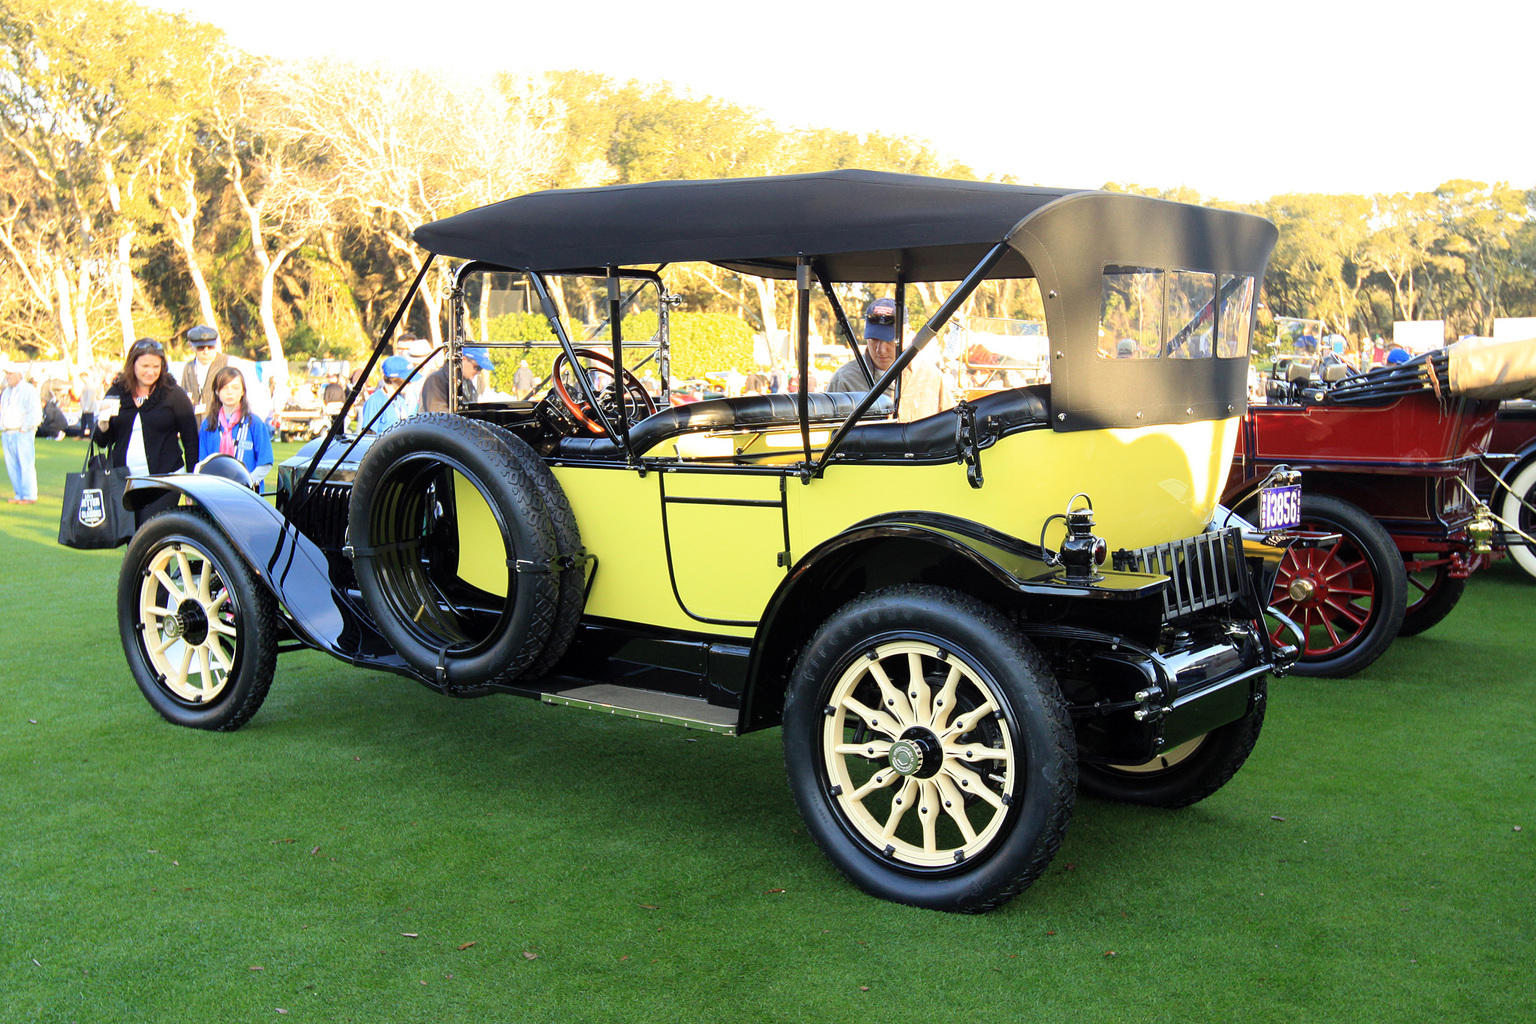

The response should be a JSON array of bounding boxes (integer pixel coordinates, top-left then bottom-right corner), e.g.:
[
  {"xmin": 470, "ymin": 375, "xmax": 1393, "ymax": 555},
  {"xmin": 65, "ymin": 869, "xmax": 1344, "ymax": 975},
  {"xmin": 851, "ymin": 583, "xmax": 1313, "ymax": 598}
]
[
  {"xmin": 419, "ymin": 365, "xmax": 478, "ymax": 413},
  {"xmin": 94, "ymin": 382, "xmax": 199, "ymax": 474}
]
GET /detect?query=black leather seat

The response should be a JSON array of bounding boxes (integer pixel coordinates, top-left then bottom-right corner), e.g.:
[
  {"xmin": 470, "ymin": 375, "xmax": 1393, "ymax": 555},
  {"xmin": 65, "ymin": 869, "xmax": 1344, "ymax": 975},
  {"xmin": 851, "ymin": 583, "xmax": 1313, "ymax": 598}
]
[
  {"xmin": 554, "ymin": 391, "xmax": 895, "ymax": 459},
  {"xmin": 833, "ymin": 386, "xmax": 1050, "ymax": 460},
  {"xmin": 551, "ymin": 387, "xmax": 1049, "ymax": 461}
]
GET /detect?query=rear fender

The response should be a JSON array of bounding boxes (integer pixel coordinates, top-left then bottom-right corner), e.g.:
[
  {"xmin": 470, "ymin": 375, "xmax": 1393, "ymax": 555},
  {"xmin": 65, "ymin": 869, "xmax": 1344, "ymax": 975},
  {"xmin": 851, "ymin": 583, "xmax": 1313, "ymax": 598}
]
[
  {"xmin": 738, "ymin": 512, "xmax": 1166, "ymax": 732},
  {"xmin": 124, "ymin": 475, "xmax": 412, "ymax": 675}
]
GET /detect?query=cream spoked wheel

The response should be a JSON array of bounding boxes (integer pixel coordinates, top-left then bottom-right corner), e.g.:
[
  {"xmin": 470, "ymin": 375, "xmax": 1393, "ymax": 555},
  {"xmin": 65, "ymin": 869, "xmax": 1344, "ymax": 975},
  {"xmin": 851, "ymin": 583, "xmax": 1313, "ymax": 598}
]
[
  {"xmin": 822, "ymin": 640, "xmax": 1015, "ymax": 868},
  {"xmin": 118, "ymin": 509, "xmax": 278, "ymax": 731},
  {"xmin": 139, "ymin": 541, "xmax": 239, "ymax": 703},
  {"xmin": 783, "ymin": 586, "xmax": 1076, "ymax": 913}
]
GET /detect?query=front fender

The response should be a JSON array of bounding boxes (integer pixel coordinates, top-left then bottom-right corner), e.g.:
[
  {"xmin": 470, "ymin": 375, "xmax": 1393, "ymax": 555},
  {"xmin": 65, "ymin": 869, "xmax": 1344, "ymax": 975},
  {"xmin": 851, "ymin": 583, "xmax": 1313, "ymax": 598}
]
[{"xmin": 124, "ymin": 474, "xmax": 412, "ymax": 674}]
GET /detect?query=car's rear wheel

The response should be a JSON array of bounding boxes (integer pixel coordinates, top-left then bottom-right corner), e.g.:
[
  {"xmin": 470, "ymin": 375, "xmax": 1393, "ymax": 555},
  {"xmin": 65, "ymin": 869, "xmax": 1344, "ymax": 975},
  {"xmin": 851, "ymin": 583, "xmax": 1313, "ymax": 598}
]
[
  {"xmin": 783, "ymin": 585, "xmax": 1076, "ymax": 913},
  {"xmin": 1399, "ymin": 553, "xmax": 1467, "ymax": 636},
  {"xmin": 118, "ymin": 509, "xmax": 278, "ymax": 730},
  {"xmin": 1497, "ymin": 458, "xmax": 1536, "ymax": 583},
  {"xmin": 1077, "ymin": 683, "xmax": 1266, "ymax": 808},
  {"xmin": 1250, "ymin": 494, "xmax": 1406, "ymax": 678}
]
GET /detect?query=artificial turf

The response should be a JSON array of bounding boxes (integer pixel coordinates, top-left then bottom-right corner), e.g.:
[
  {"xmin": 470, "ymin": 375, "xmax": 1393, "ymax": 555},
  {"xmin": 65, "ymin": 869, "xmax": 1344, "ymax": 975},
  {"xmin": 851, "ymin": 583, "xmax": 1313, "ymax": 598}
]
[{"xmin": 2, "ymin": 438, "xmax": 1531, "ymax": 1022}]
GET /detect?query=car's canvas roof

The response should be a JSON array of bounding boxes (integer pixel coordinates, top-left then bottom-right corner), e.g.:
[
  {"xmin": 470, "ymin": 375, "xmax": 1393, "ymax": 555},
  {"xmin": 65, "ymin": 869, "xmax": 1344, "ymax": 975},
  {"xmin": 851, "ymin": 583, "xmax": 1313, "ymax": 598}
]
[{"xmin": 413, "ymin": 170, "xmax": 1081, "ymax": 282}]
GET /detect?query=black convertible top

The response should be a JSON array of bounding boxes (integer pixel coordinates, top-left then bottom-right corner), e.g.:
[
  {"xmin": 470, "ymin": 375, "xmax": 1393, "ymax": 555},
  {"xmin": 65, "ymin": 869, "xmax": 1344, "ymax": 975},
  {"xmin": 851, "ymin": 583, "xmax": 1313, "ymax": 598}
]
[
  {"xmin": 415, "ymin": 169, "xmax": 1279, "ymax": 432},
  {"xmin": 413, "ymin": 170, "xmax": 1077, "ymax": 281}
]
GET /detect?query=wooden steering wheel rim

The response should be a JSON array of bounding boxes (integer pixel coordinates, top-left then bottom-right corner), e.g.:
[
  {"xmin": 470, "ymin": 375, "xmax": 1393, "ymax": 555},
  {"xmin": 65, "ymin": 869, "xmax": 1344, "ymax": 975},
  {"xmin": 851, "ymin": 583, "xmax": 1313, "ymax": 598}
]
[{"xmin": 551, "ymin": 347, "xmax": 657, "ymax": 436}]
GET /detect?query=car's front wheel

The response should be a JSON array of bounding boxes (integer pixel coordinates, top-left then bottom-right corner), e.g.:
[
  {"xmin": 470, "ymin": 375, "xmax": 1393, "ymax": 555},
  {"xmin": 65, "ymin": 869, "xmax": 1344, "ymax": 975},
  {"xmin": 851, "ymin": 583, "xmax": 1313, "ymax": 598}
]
[
  {"xmin": 1077, "ymin": 683, "xmax": 1266, "ymax": 807},
  {"xmin": 118, "ymin": 509, "xmax": 278, "ymax": 730},
  {"xmin": 783, "ymin": 586, "xmax": 1076, "ymax": 913}
]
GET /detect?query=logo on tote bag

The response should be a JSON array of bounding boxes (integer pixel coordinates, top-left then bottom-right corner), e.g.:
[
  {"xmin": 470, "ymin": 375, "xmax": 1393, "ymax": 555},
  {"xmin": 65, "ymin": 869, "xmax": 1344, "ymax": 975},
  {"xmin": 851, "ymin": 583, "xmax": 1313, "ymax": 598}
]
[{"xmin": 78, "ymin": 488, "xmax": 106, "ymax": 528}]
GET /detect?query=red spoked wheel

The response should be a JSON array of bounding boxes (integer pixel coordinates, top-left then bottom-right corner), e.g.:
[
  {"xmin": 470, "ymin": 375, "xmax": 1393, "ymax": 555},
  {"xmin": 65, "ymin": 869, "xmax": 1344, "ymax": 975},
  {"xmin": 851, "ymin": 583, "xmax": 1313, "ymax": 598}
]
[
  {"xmin": 1262, "ymin": 494, "xmax": 1406, "ymax": 678},
  {"xmin": 1399, "ymin": 552, "xmax": 1467, "ymax": 637}
]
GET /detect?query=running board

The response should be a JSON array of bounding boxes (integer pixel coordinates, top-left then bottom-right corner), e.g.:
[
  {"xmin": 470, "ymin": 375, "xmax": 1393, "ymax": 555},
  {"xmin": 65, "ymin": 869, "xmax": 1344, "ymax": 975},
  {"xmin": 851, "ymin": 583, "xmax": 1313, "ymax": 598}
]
[{"xmin": 542, "ymin": 684, "xmax": 738, "ymax": 736}]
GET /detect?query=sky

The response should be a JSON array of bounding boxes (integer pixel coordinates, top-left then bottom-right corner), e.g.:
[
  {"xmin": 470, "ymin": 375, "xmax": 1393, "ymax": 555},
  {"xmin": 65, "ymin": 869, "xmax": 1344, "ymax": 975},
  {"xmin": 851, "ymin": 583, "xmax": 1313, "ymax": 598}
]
[{"xmin": 161, "ymin": 0, "xmax": 1532, "ymax": 203}]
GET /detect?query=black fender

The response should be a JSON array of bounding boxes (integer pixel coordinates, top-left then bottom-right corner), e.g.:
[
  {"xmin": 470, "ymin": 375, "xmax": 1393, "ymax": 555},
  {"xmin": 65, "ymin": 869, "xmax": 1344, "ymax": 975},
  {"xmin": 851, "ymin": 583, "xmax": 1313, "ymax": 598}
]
[
  {"xmin": 738, "ymin": 511, "xmax": 1166, "ymax": 732},
  {"xmin": 123, "ymin": 474, "xmax": 416, "ymax": 678}
]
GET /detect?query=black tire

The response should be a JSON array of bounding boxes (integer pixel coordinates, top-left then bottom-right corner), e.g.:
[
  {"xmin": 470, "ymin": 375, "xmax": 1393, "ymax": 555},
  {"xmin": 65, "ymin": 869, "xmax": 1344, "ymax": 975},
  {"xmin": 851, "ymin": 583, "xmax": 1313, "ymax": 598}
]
[
  {"xmin": 782, "ymin": 585, "xmax": 1076, "ymax": 913},
  {"xmin": 118, "ymin": 508, "xmax": 278, "ymax": 730},
  {"xmin": 487, "ymin": 424, "xmax": 585, "ymax": 678},
  {"xmin": 1078, "ymin": 682, "xmax": 1266, "ymax": 808},
  {"xmin": 348, "ymin": 414, "xmax": 559, "ymax": 690},
  {"xmin": 1399, "ymin": 555, "xmax": 1467, "ymax": 636},
  {"xmin": 1496, "ymin": 458, "xmax": 1536, "ymax": 583},
  {"xmin": 1243, "ymin": 493, "xmax": 1406, "ymax": 678}
]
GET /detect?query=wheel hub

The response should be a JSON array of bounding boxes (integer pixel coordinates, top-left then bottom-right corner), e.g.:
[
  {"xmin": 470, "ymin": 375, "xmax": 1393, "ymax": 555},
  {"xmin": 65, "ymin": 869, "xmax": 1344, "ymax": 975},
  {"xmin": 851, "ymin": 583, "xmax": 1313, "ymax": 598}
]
[
  {"xmin": 173, "ymin": 599, "xmax": 210, "ymax": 646},
  {"xmin": 890, "ymin": 728, "xmax": 943, "ymax": 778},
  {"xmin": 1288, "ymin": 576, "xmax": 1318, "ymax": 603}
]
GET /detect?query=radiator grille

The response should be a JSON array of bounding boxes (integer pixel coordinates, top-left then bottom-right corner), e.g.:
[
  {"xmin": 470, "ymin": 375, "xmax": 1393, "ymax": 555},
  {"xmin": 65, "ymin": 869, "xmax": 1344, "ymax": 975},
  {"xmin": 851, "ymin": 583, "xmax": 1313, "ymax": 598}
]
[
  {"xmin": 1114, "ymin": 527, "xmax": 1245, "ymax": 619},
  {"xmin": 280, "ymin": 481, "xmax": 353, "ymax": 552}
]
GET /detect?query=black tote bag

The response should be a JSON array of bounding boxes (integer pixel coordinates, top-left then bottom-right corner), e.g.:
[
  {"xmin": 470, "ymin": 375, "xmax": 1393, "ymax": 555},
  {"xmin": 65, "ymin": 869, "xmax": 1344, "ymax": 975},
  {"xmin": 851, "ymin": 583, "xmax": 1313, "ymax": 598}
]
[{"xmin": 57, "ymin": 444, "xmax": 134, "ymax": 549}]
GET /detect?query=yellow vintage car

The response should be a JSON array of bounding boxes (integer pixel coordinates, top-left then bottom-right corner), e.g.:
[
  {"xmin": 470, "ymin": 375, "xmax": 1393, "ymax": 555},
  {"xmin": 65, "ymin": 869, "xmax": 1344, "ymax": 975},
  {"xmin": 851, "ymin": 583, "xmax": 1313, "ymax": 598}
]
[{"xmin": 116, "ymin": 171, "xmax": 1301, "ymax": 912}]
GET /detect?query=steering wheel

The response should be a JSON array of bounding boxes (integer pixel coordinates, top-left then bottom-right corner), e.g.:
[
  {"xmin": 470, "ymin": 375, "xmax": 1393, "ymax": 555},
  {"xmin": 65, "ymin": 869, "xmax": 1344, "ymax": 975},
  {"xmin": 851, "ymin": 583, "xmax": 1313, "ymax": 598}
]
[{"xmin": 551, "ymin": 347, "xmax": 657, "ymax": 436}]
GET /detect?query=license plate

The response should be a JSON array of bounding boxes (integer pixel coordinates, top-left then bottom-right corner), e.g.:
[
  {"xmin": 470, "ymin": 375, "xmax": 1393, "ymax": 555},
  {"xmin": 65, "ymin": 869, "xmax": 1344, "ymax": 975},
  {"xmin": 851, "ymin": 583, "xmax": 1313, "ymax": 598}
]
[{"xmin": 1258, "ymin": 484, "xmax": 1302, "ymax": 531}]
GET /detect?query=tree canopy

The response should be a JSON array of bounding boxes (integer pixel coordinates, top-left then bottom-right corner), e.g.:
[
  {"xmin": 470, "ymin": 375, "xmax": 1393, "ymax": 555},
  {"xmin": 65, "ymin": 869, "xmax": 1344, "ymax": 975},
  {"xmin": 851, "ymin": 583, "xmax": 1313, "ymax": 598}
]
[{"xmin": 1, "ymin": 0, "xmax": 1531, "ymax": 371}]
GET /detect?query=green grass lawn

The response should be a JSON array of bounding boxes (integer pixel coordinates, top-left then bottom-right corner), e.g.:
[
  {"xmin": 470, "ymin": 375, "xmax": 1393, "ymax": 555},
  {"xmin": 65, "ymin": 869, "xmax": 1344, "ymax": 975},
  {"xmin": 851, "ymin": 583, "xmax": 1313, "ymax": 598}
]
[{"xmin": 3, "ymin": 439, "xmax": 1532, "ymax": 1023}]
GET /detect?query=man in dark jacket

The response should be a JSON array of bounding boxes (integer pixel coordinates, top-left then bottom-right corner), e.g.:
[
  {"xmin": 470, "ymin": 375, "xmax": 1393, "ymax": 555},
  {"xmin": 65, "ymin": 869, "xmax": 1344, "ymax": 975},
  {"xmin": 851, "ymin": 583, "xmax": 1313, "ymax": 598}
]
[
  {"xmin": 420, "ymin": 348, "xmax": 493, "ymax": 413},
  {"xmin": 179, "ymin": 325, "xmax": 273, "ymax": 425}
]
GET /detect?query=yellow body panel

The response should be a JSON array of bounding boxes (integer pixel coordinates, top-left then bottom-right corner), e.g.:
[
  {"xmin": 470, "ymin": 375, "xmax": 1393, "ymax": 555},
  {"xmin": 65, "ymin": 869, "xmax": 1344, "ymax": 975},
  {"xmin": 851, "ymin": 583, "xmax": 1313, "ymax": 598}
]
[
  {"xmin": 542, "ymin": 418, "xmax": 1238, "ymax": 634},
  {"xmin": 453, "ymin": 471, "xmax": 510, "ymax": 597},
  {"xmin": 790, "ymin": 418, "xmax": 1241, "ymax": 557}
]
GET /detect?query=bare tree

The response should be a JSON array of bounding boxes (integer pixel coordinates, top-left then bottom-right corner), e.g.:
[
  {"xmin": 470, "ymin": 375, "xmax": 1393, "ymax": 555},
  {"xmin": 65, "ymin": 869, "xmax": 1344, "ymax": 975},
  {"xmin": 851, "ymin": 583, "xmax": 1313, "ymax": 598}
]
[{"xmin": 263, "ymin": 62, "xmax": 565, "ymax": 344}]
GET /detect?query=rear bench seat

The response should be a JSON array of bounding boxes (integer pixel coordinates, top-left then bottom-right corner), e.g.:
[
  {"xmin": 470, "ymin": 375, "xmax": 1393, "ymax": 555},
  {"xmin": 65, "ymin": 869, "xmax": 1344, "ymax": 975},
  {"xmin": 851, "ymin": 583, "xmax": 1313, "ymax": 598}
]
[{"xmin": 552, "ymin": 386, "xmax": 1047, "ymax": 461}]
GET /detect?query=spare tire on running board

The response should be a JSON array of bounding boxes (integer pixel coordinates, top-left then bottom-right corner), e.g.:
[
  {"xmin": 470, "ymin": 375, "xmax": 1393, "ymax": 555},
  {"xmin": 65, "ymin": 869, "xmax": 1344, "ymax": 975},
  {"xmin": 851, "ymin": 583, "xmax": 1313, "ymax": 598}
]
[{"xmin": 347, "ymin": 414, "xmax": 562, "ymax": 691}]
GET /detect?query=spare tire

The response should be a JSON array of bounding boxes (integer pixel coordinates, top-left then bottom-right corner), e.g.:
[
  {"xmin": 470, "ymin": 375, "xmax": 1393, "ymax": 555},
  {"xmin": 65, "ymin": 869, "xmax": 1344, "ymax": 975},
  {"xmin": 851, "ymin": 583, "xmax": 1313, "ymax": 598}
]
[
  {"xmin": 348, "ymin": 414, "xmax": 559, "ymax": 690},
  {"xmin": 487, "ymin": 424, "xmax": 586, "ymax": 678}
]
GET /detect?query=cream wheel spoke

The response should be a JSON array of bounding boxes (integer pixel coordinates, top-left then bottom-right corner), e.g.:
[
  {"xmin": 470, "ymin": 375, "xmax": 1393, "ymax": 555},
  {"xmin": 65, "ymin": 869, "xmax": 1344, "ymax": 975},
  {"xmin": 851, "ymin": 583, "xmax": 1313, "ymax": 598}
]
[
  {"xmin": 940, "ymin": 696, "xmax": 1000, "ymax": 743},
  {"xmin": 945, "ymin": 741, "xmax": 1010, "ymax": 765},
  {"xmin": 917, "ymin": 779, "xmax": 940, "ymax": 854},
  {"xmin": 195, "ymin": 559, "xmax": 214, "ymax": 604},
  {"xmin": 152, "ymin": 567, "xmax": 186, "ymax": 604},
  {"xmin": 942, "ymin": 762, "xmax": 1005, "ymax": 810},
  {"xmin": 904, "ymin": 652, "xmax": 933, "ymax": 724},
  {"xmin": 865, "ymin": 659, "xmax": 915, "ymax": 727},
  {"xmin": 839, "ymin": 695, "xmax": 899, "ymax": 739},
  {"xmin": 834, "ymin": 739, "xmax": 892, "ymax": 759},
  {"xmin": 208, "ymin": 617, "xmax": 238, "ymax": 639},
  {"xmin": 208, "ymin": 635, "xmax": 235, "ymax": 673},
  {"xmin": 195, "ymin": 646, "xmax": 217, "ymax": 700},
  {"xmin": 170, "ymin": 644, "xmax": 194, "ymax": 690},
  {"xmin": 848, "ymin": 768, "xmax": 899, "ymax": 803},
  {"xmin": 149, "ymin": 630, "xmax": 179, "ymax": 657},
  {"xmin": 934, "ymin": 774, "xmax": 978, "ymax": 844},
  {"xmin": 879, "ymin": 777, "xmax": 920, "ymax": 842},
  {"xmin": 174, "ymin": 550, "xmax": 195, "ymax": 595},
  {"xmin": 929, "ymin": 664, "xmax": 962, "ymax": 730}
]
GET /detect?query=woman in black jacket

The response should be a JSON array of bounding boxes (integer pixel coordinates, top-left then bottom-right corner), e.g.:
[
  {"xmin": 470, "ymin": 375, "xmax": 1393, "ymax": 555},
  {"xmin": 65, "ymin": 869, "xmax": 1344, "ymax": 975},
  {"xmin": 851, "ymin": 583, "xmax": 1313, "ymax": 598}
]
[{"xmin": 93, "ymin": 338, "xmax": 199, "ymax": 527}]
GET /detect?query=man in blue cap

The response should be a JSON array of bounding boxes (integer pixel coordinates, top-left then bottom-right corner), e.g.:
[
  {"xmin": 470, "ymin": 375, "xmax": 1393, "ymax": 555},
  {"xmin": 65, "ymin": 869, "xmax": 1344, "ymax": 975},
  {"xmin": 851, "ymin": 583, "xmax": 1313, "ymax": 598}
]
[
  {"xmin": 359, "ymin": 355, "xmax": 416, "ymax": 431},
  {"xmin": 828, "ymin": 297, "xmax": 900, "ymax": 394},
  {"xmin": 827, "ymin": 297, "xmax": 954, "ymax": 422},
  {"xmin": 421, "ymin": 346, "xmax": 493, "ymax": 413}
]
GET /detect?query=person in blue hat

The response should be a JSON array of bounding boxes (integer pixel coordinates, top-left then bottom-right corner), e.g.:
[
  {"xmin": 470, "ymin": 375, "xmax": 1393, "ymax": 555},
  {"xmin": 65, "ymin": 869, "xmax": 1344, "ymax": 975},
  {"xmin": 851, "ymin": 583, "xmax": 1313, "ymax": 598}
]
[
  {"xmin": 360, "ymin": 355, "xmax": 417, "ymax": 431},
  {"xmin": 421, "ymin": 346, "xmax": 493, "ymax": 413}
]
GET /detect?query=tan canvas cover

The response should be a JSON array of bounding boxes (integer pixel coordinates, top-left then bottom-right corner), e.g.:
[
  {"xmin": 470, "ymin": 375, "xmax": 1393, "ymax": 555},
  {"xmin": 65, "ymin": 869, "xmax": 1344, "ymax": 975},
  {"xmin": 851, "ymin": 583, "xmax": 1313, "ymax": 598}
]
[{"xmin": 1448, "ymin": 335, "xmax": 1536, "ymax": 400}]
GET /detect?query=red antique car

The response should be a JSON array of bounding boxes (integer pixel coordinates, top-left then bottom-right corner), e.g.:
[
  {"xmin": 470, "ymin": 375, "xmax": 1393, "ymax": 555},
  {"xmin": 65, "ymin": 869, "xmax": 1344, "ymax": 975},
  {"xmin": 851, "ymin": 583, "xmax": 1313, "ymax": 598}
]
[{"xmin": 1222, "ymin": 337, "xmax": 1531, "ymax": 677}]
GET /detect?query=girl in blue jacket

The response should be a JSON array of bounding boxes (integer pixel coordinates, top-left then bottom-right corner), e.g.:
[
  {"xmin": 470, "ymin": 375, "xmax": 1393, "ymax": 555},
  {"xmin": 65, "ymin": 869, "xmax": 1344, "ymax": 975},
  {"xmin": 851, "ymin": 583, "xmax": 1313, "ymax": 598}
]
[{"xmin": 197, "ymin": 365, "xmax": 274, "ymax": 492}]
